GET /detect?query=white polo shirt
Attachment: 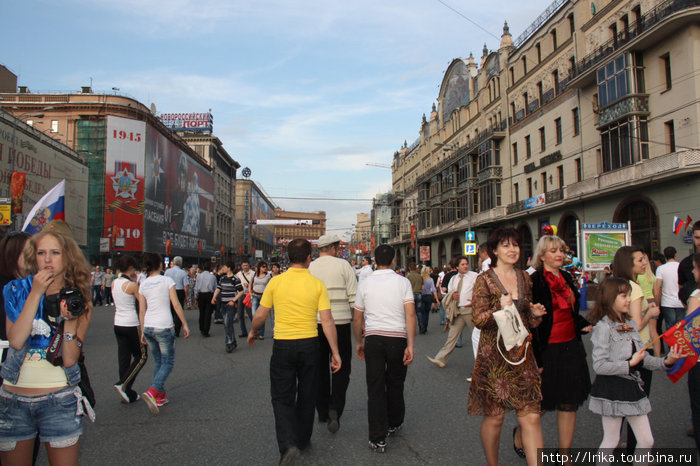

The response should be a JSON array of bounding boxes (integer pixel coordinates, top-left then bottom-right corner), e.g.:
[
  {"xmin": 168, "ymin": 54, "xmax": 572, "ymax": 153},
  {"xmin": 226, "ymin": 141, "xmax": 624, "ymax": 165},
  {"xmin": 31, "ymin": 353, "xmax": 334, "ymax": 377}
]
[{"xmin": 355, "ymin": 269, "xmax": 414, "ymax": 338}]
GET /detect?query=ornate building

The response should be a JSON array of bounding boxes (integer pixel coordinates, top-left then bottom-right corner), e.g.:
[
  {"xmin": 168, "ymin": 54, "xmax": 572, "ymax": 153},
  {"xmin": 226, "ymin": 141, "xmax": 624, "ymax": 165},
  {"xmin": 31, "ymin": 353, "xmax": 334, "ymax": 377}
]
[{"xmin": 390, "ymin": 0, "xmax": 700, "ymax": 269}]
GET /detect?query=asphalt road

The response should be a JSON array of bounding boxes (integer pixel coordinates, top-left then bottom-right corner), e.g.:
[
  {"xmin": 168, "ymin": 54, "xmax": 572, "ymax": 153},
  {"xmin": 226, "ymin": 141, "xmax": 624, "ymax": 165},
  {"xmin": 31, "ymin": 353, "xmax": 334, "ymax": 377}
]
[{"xmin": 31, "ymin": 305, "xmax": 697, "ymax": 465}]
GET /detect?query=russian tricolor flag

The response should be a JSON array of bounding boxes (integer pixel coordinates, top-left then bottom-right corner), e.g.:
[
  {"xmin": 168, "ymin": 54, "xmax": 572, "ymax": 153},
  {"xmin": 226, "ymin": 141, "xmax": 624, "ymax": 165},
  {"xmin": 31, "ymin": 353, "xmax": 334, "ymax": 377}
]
[
  {"xmin": 673, "ymin": 216, "xmax": 684, "ymax": 235},
  {"xmin": 663, "ymin": 306, "xmax": 700, "ymax": 383},
  {"xmin": 22, "ymin": 180, "xmax": 66, "ymax": 234}
]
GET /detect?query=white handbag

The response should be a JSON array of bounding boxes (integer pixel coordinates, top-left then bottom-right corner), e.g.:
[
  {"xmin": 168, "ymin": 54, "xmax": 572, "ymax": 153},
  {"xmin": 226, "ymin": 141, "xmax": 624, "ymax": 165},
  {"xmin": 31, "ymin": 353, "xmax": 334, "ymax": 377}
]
[{"xmin": 493, "ymin": 303, "xmax": 530, "ymax": 365}]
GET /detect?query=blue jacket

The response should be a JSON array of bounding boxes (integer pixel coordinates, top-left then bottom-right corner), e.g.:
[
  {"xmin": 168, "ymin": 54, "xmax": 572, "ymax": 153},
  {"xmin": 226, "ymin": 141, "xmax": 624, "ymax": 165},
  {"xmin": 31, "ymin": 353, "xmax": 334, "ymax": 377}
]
[{"xmin": 0, "ymin": 276, "xmax": 80, "ymax": 386}]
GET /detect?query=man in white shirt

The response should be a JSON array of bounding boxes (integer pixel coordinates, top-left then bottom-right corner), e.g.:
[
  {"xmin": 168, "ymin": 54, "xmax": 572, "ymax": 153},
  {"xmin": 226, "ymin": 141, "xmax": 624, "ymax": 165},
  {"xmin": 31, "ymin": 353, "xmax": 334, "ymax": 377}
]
[
  {"xmin": 235, "ymin": 260, "xmax": 255, "ymax": 337},
  {"xmin": 353, "ymin": 244, "xmax": 415, "ymax": 453},
  {"xmin": 164, "ymin": 256, "xmax": 189, "ymax": 337},
  {"xmin": 654, "ymin": 246, "xmax": 685, "ymax": 330},
  {"xmin": 427, "ymin": 256, "xmax": 478, "ymax": 368},
  {"xmin": 309, "ymin": 234, "xmax": 357, "ymax": 433},
  {"xmin": 357, "ymin": 256, "xmax": 374, "ymax": 283}
]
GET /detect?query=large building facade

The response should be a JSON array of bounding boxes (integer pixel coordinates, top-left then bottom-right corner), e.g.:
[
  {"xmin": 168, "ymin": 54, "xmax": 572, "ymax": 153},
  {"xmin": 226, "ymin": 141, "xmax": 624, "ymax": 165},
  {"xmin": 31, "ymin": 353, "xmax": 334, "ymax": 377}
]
[
  {"xmin": 390, "ymin": 0, "xmax": 700, "ymax": 269},
  {"xmin": 234, "ymin": 179, "xmax": 276, "ymax": 259},
  {"xmin": 273, "ymin": 207, "xmax": 326, "ymax": 242},
  {"xmin": 0, "ymin": 90, "xmax": 218, "ymax": 264}
]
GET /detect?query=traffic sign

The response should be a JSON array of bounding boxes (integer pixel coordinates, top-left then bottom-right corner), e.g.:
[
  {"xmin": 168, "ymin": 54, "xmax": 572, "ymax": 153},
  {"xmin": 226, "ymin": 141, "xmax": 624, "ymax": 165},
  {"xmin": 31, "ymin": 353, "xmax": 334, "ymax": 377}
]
[
  {"xmin": 464, "ymin": 243, "xmax": 477, "ymax": 255},
  {"xmin": 465, "ymin": 231, "xmax": 475, "ymax": 241}
]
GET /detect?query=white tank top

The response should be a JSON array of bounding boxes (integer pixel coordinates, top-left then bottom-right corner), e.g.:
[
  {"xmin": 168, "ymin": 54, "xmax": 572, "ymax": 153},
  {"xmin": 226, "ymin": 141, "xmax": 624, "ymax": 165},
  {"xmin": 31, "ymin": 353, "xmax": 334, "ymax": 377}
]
[
  {"xmin": 113, "ymin": 276, "xmax": 140, "ymax": 327},
  {"xmin": 140, "ymin": 275, "xmax": 175, "ymax": 329}
]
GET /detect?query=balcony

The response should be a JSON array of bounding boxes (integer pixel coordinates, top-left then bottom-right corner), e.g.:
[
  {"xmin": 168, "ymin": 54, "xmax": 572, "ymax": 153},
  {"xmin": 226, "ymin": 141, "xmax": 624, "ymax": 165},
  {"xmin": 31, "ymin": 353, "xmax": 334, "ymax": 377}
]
[
  {"xmin": 571, "ymin": 0, "xmax": 700, "ymax": 85},
  {"xmin": 565, "ymin": 150, "xmax": 700, "ymax": 198},
  {"xmin": 429, "ymin": 196, "xmax": 441, "ymax": 207},
  {"xmin": 441, "ymin": 187, "xmax": 457, "ymax": 202},
  {"xmin": 417, "ymin": 199, "xmax": 429, "ymax": 211},
  {"xmin": 472, "ymin": 206, "xmax": 507, "ymax": 225},
  {"xmin": 597, "ymin": 94, "xmax": 649, "ymax": 127},
  {"xmin": 477, "ymin": 166, "xmax": 503, "ymax": 183},
  {"xmin": 458, "ymin": 177, "xmax": 478, "ymax": 192}
]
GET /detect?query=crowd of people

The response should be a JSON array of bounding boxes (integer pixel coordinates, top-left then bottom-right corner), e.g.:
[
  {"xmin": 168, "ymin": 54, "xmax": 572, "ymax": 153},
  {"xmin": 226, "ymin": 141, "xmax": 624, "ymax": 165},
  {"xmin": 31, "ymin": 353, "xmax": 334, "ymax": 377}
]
[{"xmin": 2, "ymin": 224, "xmax": 700, "ymax": 465}]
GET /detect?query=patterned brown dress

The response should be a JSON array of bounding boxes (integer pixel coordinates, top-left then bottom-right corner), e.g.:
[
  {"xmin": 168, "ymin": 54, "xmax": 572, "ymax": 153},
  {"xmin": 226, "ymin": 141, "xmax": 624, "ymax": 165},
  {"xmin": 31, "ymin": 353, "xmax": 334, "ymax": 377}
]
[{"xmin": 467, "ymin": 269, "xmax": 542, "ymax": 416}]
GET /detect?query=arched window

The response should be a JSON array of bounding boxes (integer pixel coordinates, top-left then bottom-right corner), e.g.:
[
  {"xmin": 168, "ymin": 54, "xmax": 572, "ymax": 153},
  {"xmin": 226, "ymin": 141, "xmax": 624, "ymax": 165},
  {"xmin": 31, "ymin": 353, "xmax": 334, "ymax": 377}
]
[
  {"xmin": 438, "ymin": 240, "xmax": 447, "ymax": 269},
  {"xmin": 451, "ymin": 237, "xmax": 462, "ymax": 259},
  {"xmin": 558, "ymin": 212, "xmax": 580, "ymax": 256}
]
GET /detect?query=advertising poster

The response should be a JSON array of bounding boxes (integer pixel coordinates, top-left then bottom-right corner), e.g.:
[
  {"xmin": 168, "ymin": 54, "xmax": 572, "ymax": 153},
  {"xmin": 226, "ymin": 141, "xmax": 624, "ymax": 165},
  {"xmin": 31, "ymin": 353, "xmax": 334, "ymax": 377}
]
[
  {"xmin": 250, "ymin": 188, "xmax": 274, "ymax": 246},
  {"xmin": 580, "ymin": 222, "xmax": 630, "ymax": 271},
  {"xmin": 105, "ymin": 116, "xmax": 146, "ymax": 251},
  {"xmin": 0, "ymin": 116, "xmax": 88, "ymax": 244},
  {"xmin": 143, "ymin": 125, "xmax": 214, "ymax": 257},
  {"xmin": 420, "ymin": 245, "xmax": 431, "ymax": 261}
]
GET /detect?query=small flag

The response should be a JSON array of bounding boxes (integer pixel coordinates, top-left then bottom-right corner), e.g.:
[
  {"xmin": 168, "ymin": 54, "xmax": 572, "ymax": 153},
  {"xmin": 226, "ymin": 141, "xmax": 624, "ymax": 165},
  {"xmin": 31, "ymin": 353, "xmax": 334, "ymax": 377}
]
[
  {"xmin": 662, "ymin": 306, "xmax": 700, "ymax": 383},
  {"xmin": 673, "ymin": 216, "xmax": 684, "ymax": 235},
  {"xmin": 687, "ymin": 215, "xmax": 693, "ymax": 229},
  {"xmin": 22, "ymin": 180, "xmax": 66, "ymax": 234}
]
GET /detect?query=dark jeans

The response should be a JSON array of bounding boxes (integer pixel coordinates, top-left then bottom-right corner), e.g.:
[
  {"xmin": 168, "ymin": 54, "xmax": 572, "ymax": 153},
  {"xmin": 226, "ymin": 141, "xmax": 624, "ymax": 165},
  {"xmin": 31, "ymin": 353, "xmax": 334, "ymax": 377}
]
[
  {"xmin": 104, "ymin": 287, "xmax": 112, "ymax": 305},
  {"xmin": 114, "ymin": 325, "xmax": 148, "ymax": 402},
  {"xmin": 197, "ymin": 292, "xmax": 214, "ymax": 335},
  {"xmin": 92, "ymin": 285, "xmax": 103, "ymax": 306},
  {"xmin": 316, "ymin": 323, "xmax": 352, "ymax": 421},
  {"xmin": 688, "ymin": 364, "xmax": 700, "ymax": 450},
  {"xmin": 237, "ymin": 295, "xmax": 253, "ymax": 334},
  {"xmin": 270, "ymin": 337, "xmax": 320, "ymax": 454},
  {"xmin": 418, "ymin": 294, "xmax": 432, "ymax": 331},
  {"xmin": 364, "ymin": 335, "xmax": 408, "ymax": 443},
  {"xmin": 223, "ymin": 300, "xmax": 238, "ymax": 345},
  {"xmin": 170, "ymin": 289, "xmax": 186, "ymax": 337}
]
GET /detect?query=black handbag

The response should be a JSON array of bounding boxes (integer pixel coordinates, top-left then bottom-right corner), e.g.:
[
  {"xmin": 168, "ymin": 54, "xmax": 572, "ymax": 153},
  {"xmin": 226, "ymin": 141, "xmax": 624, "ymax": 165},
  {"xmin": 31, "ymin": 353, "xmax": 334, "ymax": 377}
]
[{"xmin": 78, "ymin": 352, "xmax": 96, "ymax": 407}]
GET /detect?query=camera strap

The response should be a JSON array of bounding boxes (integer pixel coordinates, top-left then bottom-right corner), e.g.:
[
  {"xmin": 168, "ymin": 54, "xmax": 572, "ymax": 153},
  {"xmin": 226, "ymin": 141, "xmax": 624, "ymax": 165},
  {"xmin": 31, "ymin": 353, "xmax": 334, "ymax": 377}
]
[{"xmin": 46, "ymin": 320, "xmax": 64, "ymax": 366}]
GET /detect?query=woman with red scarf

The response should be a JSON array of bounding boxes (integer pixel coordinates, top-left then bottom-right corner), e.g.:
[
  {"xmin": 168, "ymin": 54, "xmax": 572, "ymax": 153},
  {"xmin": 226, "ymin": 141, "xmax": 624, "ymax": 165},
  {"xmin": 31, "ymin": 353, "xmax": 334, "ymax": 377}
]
[{"xmin": 520, "ymin": 235, "xmax": 591, "ymax": 460}]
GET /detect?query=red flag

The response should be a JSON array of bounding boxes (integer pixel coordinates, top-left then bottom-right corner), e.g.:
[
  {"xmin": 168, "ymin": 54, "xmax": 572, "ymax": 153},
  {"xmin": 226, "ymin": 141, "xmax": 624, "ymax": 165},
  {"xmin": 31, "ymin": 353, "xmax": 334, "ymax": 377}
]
[
  {"xmin": 687, "ymin": 216, "xmax": 693, "ymax": 229},
  {"xmin": 10, "ymin": 171, "xmax": 26, "ymax": 214},
  {"xmin": 661, "ymin": 307, "xmax": 700, "ymax": 382}
]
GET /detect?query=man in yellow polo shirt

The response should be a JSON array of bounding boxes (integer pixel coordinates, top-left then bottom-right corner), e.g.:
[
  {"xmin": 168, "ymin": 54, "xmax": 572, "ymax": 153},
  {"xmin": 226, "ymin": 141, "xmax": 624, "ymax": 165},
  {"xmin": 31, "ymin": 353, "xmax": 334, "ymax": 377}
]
[{"xmin": 248, "ymin": 238, "xmax": 341, "ymax": 464}]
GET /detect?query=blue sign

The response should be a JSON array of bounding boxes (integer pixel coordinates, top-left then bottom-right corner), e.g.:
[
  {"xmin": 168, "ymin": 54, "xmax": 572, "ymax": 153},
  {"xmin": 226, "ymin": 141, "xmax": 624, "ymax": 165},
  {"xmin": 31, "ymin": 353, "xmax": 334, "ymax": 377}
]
[
  {"xmin": 465, "ymin": 231, "xmax": 475, "ymax": 241},
  {"xmin": 464, "ymin": 243, "xmax": 477, "ymax": 255},
  {"xmin": 582, "ymin": 222, "xmax": 627, "ymax": 230}
]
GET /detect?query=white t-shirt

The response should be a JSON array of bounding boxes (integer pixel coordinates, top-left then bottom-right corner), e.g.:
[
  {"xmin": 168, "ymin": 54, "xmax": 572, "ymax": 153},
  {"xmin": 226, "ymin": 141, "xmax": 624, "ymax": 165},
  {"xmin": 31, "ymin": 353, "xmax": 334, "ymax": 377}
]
[
  {"xmin": 139, "ymin": 275, "xmax": 176, "ymax": 329},
  {"xmin": 355, "ymin": 269, "xmax": 414, "ymax": 338},
  {"xmin": 481, "ymin": 257, "xmax": 491, "ymax": 272},
  {"xmin": 447, "ymin": 271, "xmax": 478, "ymax": 307},
  {"xmin": 112, "ymin": 277, "xmax": 139, "ymax": 327},
  {"xmin": 655, "ymin": 261, "xmax": 683, "ymax": 308}
]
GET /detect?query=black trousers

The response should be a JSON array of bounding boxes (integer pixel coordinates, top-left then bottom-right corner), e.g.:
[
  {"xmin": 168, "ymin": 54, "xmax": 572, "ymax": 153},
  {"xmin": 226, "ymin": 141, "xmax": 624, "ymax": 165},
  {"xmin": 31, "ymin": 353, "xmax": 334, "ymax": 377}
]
[
  {"xmin": 270, "ymin": 337, "xmax": 320, "ymax": 454},
  {"xmin": 316, "ymin": 323, "xmax": 352, "ymax": 421},
  {"xmin": 197, "ymin": 292, "xmax": 214, "ymax": 335},
  {"xmin": 364, "ymin": 335, "xmax": 408, "ymax": 443},
  {"xmin": 114, "ymin": 325, "xmax": 148, "ymax": 401},
  {"xmin": 170, "ymin": 289, "xmax": 186, "ymax": 336}
]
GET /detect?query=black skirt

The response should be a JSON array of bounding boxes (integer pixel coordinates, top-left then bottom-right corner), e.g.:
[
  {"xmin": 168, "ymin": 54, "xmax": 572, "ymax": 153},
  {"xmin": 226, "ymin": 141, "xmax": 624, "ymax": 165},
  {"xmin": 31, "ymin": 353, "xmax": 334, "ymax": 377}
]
[{"xmin": 540, "ymin": 338, "xmax": 591, "ymax": 411}]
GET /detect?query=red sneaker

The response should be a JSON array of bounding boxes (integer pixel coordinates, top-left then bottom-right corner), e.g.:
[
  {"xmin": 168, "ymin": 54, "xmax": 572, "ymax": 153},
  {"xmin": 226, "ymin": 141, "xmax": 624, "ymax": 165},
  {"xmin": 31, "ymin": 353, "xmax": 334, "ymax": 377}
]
[
  {"xmin": 156, "ymin": 391, "xmax": 169, "ymax": 407},
  {"xmin": 142, "ymin": 387, "xmax": 159, "ymax": 415}
]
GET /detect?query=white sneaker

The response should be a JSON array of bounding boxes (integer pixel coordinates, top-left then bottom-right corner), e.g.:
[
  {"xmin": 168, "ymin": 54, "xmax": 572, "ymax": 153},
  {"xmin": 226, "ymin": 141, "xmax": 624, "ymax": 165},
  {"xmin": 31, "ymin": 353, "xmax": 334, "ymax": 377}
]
[{"xmin": 114, "ymin": 384, "xmax": 129, "ymax": 403}]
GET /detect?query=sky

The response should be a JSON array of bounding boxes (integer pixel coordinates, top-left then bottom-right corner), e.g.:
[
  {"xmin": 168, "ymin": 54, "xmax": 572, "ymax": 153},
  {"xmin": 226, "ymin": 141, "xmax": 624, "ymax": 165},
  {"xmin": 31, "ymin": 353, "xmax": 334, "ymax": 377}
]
[{"xmin": 2, "ymin": 0, "xmax": 553, "ymax": 240}]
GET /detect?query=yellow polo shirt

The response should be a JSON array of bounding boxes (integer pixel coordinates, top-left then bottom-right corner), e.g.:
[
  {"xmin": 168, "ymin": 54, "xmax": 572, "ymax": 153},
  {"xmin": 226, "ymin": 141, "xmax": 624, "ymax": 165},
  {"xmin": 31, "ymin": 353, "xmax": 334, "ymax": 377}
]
[{"xmin": 260, "ymin": 268, "xmax": 331, "ymax": 340}]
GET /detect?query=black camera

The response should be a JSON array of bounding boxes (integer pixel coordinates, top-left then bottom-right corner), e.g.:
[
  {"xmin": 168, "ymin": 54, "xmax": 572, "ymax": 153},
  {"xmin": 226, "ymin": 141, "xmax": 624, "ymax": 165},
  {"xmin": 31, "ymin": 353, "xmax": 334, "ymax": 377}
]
[{"xmin": 58, "ymin": 287, "xmax": 85, "ymax": 317}]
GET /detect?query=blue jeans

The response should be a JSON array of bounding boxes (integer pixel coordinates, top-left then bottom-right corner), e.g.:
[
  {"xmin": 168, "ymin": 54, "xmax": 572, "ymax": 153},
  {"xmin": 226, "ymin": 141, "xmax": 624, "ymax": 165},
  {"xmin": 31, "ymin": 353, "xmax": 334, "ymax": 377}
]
[
  {"xmin": 143, "ymin": 327, "xmax": 176, "ymax": 392},
  {"xmin": 223, "ymin": 300, "xmax": 238, "ymax": 345},
  {"xmin": 661, "ymin": 306, "xmax": 685, "ymax": 330},
  {"xmin": 251, "ymin": 295, "xmax": 265, "ymax": 337},
  {"xmin": 270, "ymin": 337, "xmax": 320, "ymax": 453}
]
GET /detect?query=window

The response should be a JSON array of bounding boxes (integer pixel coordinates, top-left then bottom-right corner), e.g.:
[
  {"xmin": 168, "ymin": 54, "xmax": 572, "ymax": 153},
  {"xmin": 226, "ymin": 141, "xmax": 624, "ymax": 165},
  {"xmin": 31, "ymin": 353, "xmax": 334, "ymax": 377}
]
[
  {"xmin": 539, "ymin": 127, "xmax": 546, "ymax": 152},
  {"xmin": 479, "ymin": 181, "xmax": 501, "ymax": 211},
  {"xmin": 525, "ymin": 135, "xmax": 532, "ymax": 159},
  {"xmin": 569, "ymin": 57, "xmax": 576, "ymax": 74},
  {"xmin": 600, "ymin": 117, "xmax": 648, "ymax": 171},
  {"xmin": 50, "ymin": 120, "xmax": 59, "ymax": 133},
  {"xmin": 555, "ymin": 118, "xmax": 562, "ymax": 144},
  {"xmin": 514, "ymin": 183, "xmax": 519, "ymax": 202},
  {"xmin": 536, "ymin": 43, "xmax": 542, "ymax": 63},
  {"xmin": 527, "ymin": 178, "xmax": 533, "ymax": 197},
  {"xmin": 568, "ymin": 13, "xmax": 575, "ymax": 36},
  {"xmin": 478, "ymin": 140, "xmax": 500, "ymax": 171},
  {"xmin": 541, "ymin": 172, "xmax": 548, "ymax": 193},
  {"xmin": 509, "ymin": 67, "xmax": 515, "ymax": 86},
  {"xmin": 510, "ymin": 102, "xmax": 516, "ymax": 121},
  {"xmin": 512, "ymin": 142, "xmax": 518, "ymax": 165},
  {"xmin": 597, "ymin": 54, "xmax": 634, "ymax": 107},
  {"xmin": 551, "ymin": 29, "xmax": 557, "ymax": 50},
  {"xmin": 661, "ymin": 53, "xmax": 672, "ymax": 90},
  {"xmin": 558, "ymin": 165, "xmax": 564, "ymax": 188},
  {"xmin": 575, "ymin": 158, "xmax": 582, "ymax": 181},
  {"xmin": 522, "ymin": 56, "xmax": 527, "ymax": 75},
  {"xmin": 572, "ymin": 107, "xmax": 580, "ymax": 136},
  {"xmin": 523, "ymin": 92, "xmax": 529, "ymax": 115},
  {"xmin": 457, "ymin": 156, "xmax": 471, "ymax": 183},
  {"xmin": 665, "ymin": 120, "xmax": 676, "ymax": 152},
  {"xmin": 537, "ymin": 81, "xmax": 543, "ymax": 104},
  {"xmin": 552, "ymin": 70, "xmax": 559, "ymax": 96},
  {"xmin": 610, "ymin": 23, "xmax": 618, "ymax": 46}
]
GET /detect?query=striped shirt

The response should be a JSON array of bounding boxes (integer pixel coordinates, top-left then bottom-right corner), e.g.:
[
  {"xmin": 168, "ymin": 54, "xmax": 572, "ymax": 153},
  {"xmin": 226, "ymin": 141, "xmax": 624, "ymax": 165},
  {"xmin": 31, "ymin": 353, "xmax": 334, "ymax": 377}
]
[
  {"xmin": 217, "ymin": 275, "xmax": 243, "ymax": 303},
  {"xmin": 355, "ymin": 269, "xmax": 414, "ymax": 338}
]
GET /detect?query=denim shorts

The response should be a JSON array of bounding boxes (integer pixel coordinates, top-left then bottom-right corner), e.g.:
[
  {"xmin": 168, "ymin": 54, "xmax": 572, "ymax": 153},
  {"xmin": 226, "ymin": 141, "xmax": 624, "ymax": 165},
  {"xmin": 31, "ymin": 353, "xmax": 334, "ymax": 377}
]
[{"xmin": 0, "ymin": 385, "xmax": 84, "ymax": 450}]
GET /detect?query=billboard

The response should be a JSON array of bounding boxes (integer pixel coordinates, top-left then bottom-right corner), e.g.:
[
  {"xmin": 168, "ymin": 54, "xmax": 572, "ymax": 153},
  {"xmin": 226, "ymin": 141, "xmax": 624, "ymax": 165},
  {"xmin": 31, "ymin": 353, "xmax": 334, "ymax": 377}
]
[
  {"xmin": 250, "ymin": 188, "xmax": 274, "ymax": 246},
  {"xmin": 159, "ymin": 112, "xmax": 213, "ymax": 132},
  {"xmin": 105, "ymin": 116, "xmax": 146, "ymax": 251},
  {"xmin": 580, "ymin": 222, "xmax": 631, "ymax": 271},
  {"xmin": 0, "ymin": 115, "xmax": 88, "ymax": 244},
  {"xmin": 143, "ymin": 125, "xmax": 214, "ymax": 257}
]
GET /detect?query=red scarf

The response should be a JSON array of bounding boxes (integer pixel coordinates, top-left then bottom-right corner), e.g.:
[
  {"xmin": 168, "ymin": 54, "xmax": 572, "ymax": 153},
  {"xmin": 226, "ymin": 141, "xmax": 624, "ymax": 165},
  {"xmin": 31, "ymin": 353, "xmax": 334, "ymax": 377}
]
[{"xmin": 543, "ymin": 269, "xmax": 576, "ymax": 343}]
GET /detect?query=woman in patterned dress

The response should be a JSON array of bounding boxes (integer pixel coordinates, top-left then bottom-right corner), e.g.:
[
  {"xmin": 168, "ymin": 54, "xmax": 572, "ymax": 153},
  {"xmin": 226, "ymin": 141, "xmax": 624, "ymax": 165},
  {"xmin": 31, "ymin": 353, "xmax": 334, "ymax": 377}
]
[{"xmin": 467, "ymin": 228, "xmax": 546, "ymax": 466}]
